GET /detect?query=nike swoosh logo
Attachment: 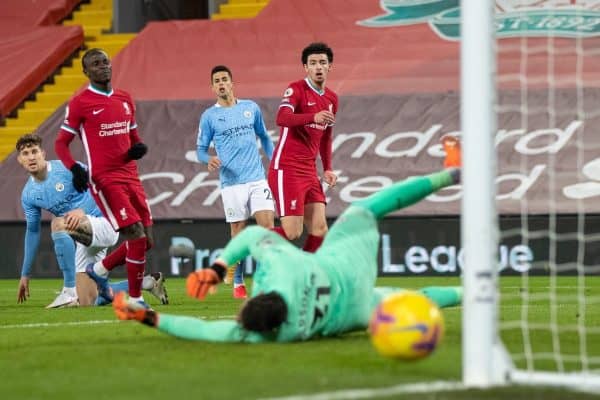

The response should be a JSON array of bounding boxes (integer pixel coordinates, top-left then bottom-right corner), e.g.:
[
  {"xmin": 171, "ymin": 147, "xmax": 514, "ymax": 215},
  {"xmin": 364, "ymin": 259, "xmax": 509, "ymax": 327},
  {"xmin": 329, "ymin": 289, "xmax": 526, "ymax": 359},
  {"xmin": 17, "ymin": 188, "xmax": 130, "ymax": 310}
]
[
  {"xmin": 308, "ymin": 102, "xmax": 316, "ymax": 106},
  {"xmin": 93, "ymin": 109, "xmax": 104, "ymax": 115}
]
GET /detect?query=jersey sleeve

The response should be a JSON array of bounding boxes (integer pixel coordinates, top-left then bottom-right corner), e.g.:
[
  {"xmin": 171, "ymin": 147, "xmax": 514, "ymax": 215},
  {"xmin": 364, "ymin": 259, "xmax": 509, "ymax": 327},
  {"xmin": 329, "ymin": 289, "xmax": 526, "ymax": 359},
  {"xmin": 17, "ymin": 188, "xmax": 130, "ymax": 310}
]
[
  {"xmin": 60, "ymin": 97, "xmax": 82, "ymax": 136},
  {"xmin": 196, "ymin": 111, "xmax": 214, "ymax": 164},
  {"xmin": 215, "ymin": 225, "xmax": 292, "ymax": 268},
  {"xmin": 253, "ymin": 103, "xmax": 274, "ymax": 160},
  {"xmin": 20, "ymin": 196, "xmax": 41, "ymax": 277},
  {"xmin": 279, "ymin": 81, "xmax": 302, "ymax": 112},
  {"xmin": 157, "ymin": 314, "xmax": 266, "ymax": 343},
  {"xmin": 276, "ymin": 82, "xmax": 315, "ymax": 127},
  {"xmin": 127, "ymin": 93, "xmax": 141, "ymax": 144}
]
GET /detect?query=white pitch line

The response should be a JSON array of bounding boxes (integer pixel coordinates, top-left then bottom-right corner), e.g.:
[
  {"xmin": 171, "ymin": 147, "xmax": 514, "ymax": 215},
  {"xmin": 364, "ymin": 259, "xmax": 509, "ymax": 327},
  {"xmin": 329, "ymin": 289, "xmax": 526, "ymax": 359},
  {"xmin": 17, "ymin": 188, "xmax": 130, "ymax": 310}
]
[
  {"xmin": 0, "ymin": 319, "xmax": 118, "ymax": 329},
  {"xmin": 257, "ymin": 380, "xmax": 465, "ymax": 400}
]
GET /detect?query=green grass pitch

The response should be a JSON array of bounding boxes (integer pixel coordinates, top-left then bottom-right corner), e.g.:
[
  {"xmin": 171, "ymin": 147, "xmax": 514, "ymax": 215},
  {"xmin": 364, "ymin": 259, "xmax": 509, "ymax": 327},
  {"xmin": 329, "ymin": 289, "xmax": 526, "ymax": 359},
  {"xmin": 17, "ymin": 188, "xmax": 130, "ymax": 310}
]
[{"xmin": 1, "ymin": 276, "xmax": 598, "ymax": 400}]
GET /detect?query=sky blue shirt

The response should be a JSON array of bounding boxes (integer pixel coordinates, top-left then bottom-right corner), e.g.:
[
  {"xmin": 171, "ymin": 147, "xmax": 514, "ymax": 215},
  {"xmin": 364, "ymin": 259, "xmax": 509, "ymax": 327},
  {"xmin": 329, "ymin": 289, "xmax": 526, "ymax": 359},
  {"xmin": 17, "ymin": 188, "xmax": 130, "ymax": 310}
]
[
  {"xmin": 20, "ymin": 160, "xmax": 102, "ymax": 277},
  {"xmin": 196, "ymin": 99, "xmax": 274, "ymax": 188}
]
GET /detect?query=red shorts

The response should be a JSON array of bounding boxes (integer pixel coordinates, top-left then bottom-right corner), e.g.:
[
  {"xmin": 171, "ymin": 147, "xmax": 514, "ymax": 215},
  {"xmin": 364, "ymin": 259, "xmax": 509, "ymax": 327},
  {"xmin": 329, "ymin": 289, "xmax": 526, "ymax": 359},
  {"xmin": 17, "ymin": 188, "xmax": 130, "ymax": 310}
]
[
  {"xmin": 268, "ymin": 168, "xmax": 326, "ymax": 217},
  {"xmin": 90, "ymin": 180, "xmax": 153, "ymax": 230}
]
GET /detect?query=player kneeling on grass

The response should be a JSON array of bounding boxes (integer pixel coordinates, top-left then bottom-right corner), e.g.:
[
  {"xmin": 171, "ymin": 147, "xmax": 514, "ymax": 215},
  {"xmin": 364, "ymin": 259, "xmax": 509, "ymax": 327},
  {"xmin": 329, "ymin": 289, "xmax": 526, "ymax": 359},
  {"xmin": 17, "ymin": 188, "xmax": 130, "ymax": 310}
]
[
  {"xmin": 15, "ymin": 133, "xmax": 168, "ymax": 308},
  {"xmin": 113, "ymin": 138, "xmax": 462, "ymax": 342}
]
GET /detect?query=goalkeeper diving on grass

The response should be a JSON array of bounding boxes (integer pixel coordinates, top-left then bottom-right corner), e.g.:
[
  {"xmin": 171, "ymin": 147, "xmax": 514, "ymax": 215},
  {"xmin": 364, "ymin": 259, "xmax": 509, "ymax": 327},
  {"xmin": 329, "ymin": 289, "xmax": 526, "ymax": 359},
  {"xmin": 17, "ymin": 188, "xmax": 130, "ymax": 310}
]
[{"xmin": 113, "ymin": 136, "xmax": 463, "ymax": 343}]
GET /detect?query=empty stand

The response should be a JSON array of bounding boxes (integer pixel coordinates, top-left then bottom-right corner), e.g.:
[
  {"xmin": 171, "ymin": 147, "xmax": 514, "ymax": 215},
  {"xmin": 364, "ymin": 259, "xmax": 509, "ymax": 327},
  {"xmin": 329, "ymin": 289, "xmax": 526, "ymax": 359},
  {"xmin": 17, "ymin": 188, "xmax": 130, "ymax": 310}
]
[
  {"xmin": 0, "ymin": 0, "xmax": 136, "ymax": 161},
  {"xmin": 211, "ymin": 0, "xmax": 270, "ymax": 20}
]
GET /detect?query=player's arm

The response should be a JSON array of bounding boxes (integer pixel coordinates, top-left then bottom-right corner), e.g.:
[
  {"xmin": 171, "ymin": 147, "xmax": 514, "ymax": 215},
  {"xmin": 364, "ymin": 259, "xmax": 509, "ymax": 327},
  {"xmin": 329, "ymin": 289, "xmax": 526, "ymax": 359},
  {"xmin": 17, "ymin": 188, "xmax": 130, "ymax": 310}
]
[
  {"xmin": 113, "ymin": 294, "xmax": 266, "ymax": 342},
  {"xmin": 254, "ymin": 105, "xmax": 274, "ymax": 160},
  {"xmin": 56, "ymin": 101, "xmax": 89, "ymax": 192},
  {"xmin": 196, "ymin": 114, "xmax": 220, "ymax": 171},
  {"xmin": 276, "ymin": 107, "xmax": 335, "ymax": 127},
  {"xmin": 276, "ymin": 83, "xmax": 314, "ymax": 127},
  {"xmin": 186, "ymin": 226, "xmax": 289, "ymax": 300},
  {"xmin": 319, "ymin": 126, "xmax": 337, "ymax": 187},
  {"xmin": 126, "ymin": 96, "xmax": 148, "ymax": 160},
  {"xmin": 55, "ymin": 100, "xmax": 81, "ymax": 170},
  {"xmin": 276, "ymin": 85, "xmax": 334, "ymax": 127},
  {"xmin": 18, "ymin": 202, "xmax": 42, "ymax": 303},
  {"xmin": 157, "ymin": 315, "xmax": 266, "ymax": 343}
]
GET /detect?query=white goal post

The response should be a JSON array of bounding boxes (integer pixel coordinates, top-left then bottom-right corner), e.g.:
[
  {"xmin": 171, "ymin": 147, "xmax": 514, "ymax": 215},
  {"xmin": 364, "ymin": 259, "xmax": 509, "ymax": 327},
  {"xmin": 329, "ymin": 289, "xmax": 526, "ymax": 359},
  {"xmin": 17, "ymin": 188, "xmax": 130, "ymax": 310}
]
[{"xmin": 461, "ymin": 0, "xmax": 600, "ymax": 392}]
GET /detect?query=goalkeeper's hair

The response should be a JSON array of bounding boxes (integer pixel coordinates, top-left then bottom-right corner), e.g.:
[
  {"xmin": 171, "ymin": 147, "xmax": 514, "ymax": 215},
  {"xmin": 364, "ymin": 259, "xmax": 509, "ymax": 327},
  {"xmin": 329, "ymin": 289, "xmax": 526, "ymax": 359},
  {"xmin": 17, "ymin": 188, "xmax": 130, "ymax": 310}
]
[
  {"xmin": 16, "ymin": 133, "xmax": 42, "ymax": 152},
  {"xmin": 210, "ymin": 65, "xmax": 233, "ymax": 83},
  {"xmin": 301, "ymin": 42, "xmax": 334, "ymax": 65},
  {"xmin": 239, "ymin": 292, "xmax": 288, "ymax": 333}
]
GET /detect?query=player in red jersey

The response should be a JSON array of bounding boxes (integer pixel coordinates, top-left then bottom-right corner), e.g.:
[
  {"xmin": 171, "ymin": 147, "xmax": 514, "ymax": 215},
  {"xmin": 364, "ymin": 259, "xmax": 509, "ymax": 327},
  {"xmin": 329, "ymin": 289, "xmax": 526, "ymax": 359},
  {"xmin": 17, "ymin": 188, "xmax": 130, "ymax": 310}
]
[
  {"xmin": 268, "ymin": 42, "xmax": 338, "ymax": 253},
  {"xmin": 55, "ymin": 48, "xmax": 154, "ymax": 307}
]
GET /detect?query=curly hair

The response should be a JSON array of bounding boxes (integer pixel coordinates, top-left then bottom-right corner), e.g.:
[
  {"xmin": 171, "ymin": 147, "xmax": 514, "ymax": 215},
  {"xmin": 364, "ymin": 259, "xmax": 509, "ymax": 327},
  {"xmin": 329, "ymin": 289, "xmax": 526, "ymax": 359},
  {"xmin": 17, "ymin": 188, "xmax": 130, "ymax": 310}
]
[{"xmin": 301, "ymin": 42, "xmax": 333, "ymax": 64}]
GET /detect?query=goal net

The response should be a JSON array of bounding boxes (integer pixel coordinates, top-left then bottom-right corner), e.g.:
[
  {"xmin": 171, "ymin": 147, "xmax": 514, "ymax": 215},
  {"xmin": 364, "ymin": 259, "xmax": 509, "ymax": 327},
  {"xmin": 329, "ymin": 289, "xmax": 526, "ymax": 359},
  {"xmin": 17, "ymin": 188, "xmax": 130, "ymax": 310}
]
[{"xmin": 461, "ymin": 0, "xmax": 600, "ymax": 393}]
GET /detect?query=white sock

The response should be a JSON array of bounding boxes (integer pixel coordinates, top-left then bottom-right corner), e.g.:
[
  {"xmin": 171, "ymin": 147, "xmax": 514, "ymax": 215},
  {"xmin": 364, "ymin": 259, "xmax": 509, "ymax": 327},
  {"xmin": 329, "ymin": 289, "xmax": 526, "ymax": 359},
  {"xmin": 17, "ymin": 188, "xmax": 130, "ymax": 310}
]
[
  {"xmin": 129, "ymin": 295, "xmax": 144, "ymax": 302},
  {"xmin": 93, "ymin": 262, "xmax": 109, "ymax": 278},
  {"xmin": 64, "ymin": 286, "xmax": 77, "ymax": 297}
]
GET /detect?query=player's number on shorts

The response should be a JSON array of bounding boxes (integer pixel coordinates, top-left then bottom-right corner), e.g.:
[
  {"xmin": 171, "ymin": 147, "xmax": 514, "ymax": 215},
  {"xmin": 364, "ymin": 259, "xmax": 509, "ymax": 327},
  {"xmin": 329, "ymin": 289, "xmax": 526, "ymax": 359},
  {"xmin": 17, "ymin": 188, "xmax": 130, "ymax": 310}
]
[
  {"xmin": 264, "ymin": 188, "xmax": 273, "ymax": 200},
  {"xmin": 312, "ymin": 286, "xmax": 331, "ymax": 328}
]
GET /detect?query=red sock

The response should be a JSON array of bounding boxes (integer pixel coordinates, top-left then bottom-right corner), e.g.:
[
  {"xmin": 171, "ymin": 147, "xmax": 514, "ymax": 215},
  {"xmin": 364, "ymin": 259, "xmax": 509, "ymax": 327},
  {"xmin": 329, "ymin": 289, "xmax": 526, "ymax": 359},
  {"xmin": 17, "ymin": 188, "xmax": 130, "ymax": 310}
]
[
  {"xmin": 101, "ymin": 242, "xmax": 127, "ymax": 271},
  {"xmin": 125, "ymin": 237, "xmax": 147, "ymax": 298},
  {"xmin": 303, "ymin": 234, "xmax": 324, "ymax": 253},
  {"xmin": 271, "ymin": 226, "xmax": 289, "ymax": 240}
]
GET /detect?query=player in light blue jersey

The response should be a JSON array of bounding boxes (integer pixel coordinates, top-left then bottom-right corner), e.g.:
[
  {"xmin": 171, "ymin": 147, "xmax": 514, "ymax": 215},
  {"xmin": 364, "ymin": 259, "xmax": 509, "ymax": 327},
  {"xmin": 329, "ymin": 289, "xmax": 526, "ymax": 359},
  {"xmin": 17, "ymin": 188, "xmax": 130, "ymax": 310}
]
[
  {"xmin": 16, "ymin": 134, "xmax": 167, "ymax": 308},
  {"xmin": 113, "ymin": 139, "xmax": 463, "ymax": 343},
  {"xmin": 196, "ymin": 65, "xmax": 275, "ymax": 299}
]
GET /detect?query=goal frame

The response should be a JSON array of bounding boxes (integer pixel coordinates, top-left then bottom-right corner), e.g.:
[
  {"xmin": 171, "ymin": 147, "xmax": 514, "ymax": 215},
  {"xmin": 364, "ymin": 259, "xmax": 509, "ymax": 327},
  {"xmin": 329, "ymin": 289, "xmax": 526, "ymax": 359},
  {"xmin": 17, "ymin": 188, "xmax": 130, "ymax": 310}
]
[{"xmin": 460, "ymin": 0, "xmax": 600, "ymax": 392}]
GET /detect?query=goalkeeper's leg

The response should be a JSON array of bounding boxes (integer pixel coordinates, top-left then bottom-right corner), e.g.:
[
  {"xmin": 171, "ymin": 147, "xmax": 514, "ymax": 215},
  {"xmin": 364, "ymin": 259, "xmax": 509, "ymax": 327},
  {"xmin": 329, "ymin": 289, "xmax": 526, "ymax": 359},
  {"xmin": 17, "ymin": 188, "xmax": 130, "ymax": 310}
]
[
  {"xmin": 352, "ymin": 168, "xmax": 459, "ymax": 220},
  {"xmin": 353, "ymin": 136, "xmax": 461, "ymax": 219},
  {"xmin": 371, "ymin": 286, "xmax": 462, "ymax": 311}
]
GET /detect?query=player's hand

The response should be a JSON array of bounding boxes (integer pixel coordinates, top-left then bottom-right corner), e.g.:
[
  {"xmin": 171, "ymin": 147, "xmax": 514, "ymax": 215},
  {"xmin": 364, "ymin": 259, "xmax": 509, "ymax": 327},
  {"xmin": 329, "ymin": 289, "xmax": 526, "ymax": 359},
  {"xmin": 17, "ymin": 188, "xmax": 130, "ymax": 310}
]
[
  {"xmin": 314, "ymin": 110, "xmax": 335, "ymax": 126},
  {"xmin": 186, "ymin": 266, "xmax": 224, "ymax": 300},
  {"xmin": 128, "ymin": 142, "xmax": 148, "ymax": 160},
  {"xmin": 64, "ymin": 209, "xmax": 85, "ymax": 230},
  {"xmin": 17, "ymin": 276, "xmax": 30, "ymax": 304},
  {"xmin": 207, "ymin": 156, "xmax": 221, "ymax": 172},
  {"xmin": 323, "ymin": 170, "xmax": 338, "ymax": 187},
  {"xmin": 70, "ymin": 163, "xmax": 89, "ymax": 193}
]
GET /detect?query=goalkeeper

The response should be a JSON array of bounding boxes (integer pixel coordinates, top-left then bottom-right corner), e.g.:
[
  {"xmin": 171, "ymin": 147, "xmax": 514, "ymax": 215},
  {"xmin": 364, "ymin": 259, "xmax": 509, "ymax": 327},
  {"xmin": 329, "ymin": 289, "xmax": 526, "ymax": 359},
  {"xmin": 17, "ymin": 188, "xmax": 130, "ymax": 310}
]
[{"xmin": 114, "ymin": 137, "xmax": 463, "ymax": 342}]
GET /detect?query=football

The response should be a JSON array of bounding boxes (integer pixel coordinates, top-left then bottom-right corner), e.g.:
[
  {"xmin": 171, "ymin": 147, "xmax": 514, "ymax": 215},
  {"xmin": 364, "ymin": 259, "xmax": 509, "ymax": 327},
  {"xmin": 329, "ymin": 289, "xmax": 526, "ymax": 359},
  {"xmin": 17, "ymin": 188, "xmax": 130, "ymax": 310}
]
[{"xmin": 368, "ymin": 291, "xmax": 444, "ymax": 360}]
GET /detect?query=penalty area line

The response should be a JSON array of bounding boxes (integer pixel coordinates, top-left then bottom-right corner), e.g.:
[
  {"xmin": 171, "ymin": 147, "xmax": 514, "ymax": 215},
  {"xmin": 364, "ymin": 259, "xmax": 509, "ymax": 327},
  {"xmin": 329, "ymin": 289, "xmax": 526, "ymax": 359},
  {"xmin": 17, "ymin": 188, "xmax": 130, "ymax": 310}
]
[{"xmin": 258, "ymin": 380, "xmax": 465, "ymax": 400}]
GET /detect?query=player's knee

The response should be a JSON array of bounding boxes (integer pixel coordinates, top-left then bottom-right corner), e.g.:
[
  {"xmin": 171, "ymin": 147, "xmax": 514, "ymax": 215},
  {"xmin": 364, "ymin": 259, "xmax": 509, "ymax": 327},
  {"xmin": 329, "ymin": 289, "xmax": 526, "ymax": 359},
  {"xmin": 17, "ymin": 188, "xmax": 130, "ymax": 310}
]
[
  {"xmin": 285, "ymin": 227, "xmax": 303, "ymax": 240},
  {"xmin": 50, "ymin": 217, "xmax": 66, "ymax": 232},
  {"xmin": 310, "ymin": 224, "xmax": 328, "ymax": 237}
]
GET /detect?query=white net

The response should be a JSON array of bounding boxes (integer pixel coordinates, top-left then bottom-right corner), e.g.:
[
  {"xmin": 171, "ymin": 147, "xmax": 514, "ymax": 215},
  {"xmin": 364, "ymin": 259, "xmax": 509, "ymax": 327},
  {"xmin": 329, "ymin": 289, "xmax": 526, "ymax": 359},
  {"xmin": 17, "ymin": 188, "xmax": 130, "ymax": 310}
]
[{"xmin": 494, "ymin": 1, "xmax": 600, "ymax": 381}]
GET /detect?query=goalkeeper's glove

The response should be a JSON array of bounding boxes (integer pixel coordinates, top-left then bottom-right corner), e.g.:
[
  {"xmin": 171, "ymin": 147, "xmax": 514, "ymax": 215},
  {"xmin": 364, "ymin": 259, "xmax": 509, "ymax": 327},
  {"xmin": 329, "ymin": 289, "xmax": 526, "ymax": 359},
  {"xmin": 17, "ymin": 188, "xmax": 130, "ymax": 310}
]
[
  {"xmin": 128, "ymin": 142, "xmax": 148, "ymax": 160},
  {"xmin": 186, "ymin": 263, "xmax": 226, "ymax": 300},
  {"xmin": 70, "ymin": 163, "xmax": 89, "ymax": 193}
]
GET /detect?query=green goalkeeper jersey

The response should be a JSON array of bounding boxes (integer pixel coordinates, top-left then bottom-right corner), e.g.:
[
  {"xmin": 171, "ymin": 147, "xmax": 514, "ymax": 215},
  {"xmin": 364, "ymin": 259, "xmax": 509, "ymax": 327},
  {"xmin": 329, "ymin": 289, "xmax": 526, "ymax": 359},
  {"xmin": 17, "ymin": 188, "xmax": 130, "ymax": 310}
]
[
  {"xmin": 156, "ymin": 172, "xmax": 462, "ymax": 342},
  {"xmin": 158, "ymin": 206, "xmax": 381, "ymax": 343}
]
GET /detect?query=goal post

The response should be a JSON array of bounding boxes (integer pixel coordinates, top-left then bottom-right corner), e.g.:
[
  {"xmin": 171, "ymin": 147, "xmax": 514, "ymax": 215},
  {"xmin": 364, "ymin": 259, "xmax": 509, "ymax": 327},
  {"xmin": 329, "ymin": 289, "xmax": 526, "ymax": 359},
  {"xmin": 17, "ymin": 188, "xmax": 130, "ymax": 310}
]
[
  {"xmin": 461, "ymin": 0, "xmax": 600, "ymax": 393},
  {"xmin": 460, "ymin": 0, "xmax": 504, "ymax": 387}
]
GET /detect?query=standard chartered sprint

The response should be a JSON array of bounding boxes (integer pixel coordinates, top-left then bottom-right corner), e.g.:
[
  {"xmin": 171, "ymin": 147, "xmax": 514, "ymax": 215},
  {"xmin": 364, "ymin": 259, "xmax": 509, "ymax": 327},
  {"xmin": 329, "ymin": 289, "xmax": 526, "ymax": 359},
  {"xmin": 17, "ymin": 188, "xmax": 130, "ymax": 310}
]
[
  {"xmin": 99, "ymin": 121, "xmax": 129, "ymax": 136},
  {"xmin": 381, "ymin": 234, "xmax": 533, "ymax": 274}
]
